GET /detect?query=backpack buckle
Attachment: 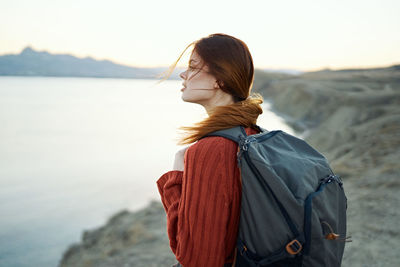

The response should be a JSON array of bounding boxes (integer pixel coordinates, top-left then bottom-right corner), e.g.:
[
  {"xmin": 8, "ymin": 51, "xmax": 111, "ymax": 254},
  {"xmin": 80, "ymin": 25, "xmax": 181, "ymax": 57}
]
[
  {"xmin": 239, "ymin": 244, "xmax": 248, "ymax": 255},
  {"xmin": 286, "ymin": 239, "xmax": 302, "ymax": 255}
]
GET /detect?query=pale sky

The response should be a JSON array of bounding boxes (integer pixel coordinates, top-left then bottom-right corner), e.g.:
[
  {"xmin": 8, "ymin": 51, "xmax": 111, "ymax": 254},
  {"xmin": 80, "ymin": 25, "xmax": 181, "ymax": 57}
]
[{"xmin": 1, "ymin": 0, "xmax": 399, "ymax": 71}]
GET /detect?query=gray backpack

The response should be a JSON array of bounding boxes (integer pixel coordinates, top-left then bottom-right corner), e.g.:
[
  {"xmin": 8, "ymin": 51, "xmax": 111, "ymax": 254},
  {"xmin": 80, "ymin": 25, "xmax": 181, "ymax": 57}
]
[{"xmin": 202, "ymin": 125, "xmax": 348, "ymax": 267}]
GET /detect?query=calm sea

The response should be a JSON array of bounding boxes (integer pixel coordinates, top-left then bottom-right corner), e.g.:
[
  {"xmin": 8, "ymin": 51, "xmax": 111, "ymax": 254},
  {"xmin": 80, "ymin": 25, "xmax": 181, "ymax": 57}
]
[{"xmin": 0, "ymin": 76, "xmax": 296, "ymax": 267}]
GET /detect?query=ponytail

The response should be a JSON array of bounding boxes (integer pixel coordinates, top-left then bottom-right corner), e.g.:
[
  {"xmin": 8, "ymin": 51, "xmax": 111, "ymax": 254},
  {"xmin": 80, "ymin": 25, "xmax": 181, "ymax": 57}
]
[{"xmin": 176, "ymin": 93, "xmax": 264, "ymax": 145}]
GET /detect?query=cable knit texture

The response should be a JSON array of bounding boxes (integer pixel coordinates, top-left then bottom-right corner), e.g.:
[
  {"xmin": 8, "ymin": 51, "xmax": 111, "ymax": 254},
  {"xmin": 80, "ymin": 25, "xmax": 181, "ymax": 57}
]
[{"xmin": 156, "ymin": 127, "xmax": 259, "ymax": 267}]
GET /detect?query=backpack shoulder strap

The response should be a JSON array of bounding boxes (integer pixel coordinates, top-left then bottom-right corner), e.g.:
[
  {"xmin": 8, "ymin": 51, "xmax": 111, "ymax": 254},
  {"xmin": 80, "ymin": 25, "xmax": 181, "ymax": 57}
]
[
  {"xmin": 200, "ymin": 124, "xmax": 268, "ymax": 144},
  {"xmin": 200, "ymin": 125, "xmax": 247, "ymax": 144}
]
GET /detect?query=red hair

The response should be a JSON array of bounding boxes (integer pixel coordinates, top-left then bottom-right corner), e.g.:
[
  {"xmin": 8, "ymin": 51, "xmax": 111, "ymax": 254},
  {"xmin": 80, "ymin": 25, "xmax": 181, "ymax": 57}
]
[{"xmin": 158, "ymin": 33, "xmax": 263, "ymax": 145}]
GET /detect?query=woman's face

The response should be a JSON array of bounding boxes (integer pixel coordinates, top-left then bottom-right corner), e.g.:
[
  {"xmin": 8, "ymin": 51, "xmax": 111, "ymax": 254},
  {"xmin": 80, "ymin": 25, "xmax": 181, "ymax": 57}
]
[{"xmin": 179, "ymin": 51, "xmax": 218, "ymax": 106}]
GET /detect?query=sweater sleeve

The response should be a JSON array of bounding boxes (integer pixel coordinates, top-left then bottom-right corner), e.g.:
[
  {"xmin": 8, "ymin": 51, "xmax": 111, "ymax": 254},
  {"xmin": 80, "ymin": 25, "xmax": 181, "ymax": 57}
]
[
  {"xmin": 156, "ymin": 137, "xmax": 232, "ymax": 267},
  {"xmin": 157, "ymin": 170, "xmax": 183, "ymax": 214}
]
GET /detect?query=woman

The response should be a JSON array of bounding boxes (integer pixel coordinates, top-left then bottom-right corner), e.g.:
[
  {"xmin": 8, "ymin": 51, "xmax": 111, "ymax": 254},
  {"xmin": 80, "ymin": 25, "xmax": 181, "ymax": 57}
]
[{"xmin": 156, "ymin": 33, "xmax": 264, "ymax": 267}]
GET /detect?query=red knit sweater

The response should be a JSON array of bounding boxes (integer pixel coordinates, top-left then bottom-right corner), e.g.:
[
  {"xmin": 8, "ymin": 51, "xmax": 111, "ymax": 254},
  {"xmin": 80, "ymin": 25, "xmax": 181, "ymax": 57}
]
[{"xmin": 156, "ymin": 127, "xmax": 259, "ymax": 267}]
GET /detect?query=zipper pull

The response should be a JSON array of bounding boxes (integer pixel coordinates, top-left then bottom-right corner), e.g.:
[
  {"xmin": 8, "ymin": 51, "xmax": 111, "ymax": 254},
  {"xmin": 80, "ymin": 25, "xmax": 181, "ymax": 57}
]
[{"xmin": 241, "ymin": 138, "xmax": 251, "ymax": 151}]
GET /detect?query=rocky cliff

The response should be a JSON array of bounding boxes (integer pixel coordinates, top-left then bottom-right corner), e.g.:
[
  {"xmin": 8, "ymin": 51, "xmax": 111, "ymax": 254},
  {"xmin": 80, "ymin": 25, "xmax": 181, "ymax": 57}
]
[{"xmin": 59, "ymin": 200, "xmax": 178, "ymax": 267}]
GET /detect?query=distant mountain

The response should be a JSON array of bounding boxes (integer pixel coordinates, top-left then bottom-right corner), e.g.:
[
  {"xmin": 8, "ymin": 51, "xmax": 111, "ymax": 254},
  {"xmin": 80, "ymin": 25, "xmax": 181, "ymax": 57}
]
[
  {"xmin": 3, "ymin": 47, "xmax": 395, "ymax": 80},
  {"xmin": 0, "ymin": 46, "xmax": 183, "ymax": 79}
]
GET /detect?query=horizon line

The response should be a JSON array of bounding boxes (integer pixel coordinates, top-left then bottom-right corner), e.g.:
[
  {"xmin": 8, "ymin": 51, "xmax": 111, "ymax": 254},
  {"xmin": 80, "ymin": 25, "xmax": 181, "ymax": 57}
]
[{"xmin": 1, "ymin": 45, "xmax": 398, "ymax": 73}]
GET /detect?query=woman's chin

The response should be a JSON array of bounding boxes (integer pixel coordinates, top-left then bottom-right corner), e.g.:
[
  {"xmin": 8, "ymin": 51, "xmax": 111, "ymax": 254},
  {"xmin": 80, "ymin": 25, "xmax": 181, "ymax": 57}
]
[
  {"xmin": 181, "ymin": 93, "xmax": 208, "ymax": 106},
  {"xmin": 181, "ymin": 95, "xmax": 196, "ymax": 103}
]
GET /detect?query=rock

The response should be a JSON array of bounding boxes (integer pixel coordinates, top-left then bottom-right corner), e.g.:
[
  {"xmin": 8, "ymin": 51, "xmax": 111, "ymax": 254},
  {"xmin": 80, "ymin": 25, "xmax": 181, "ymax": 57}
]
[{"xmin": 59, "ymin": 200, "xmax": 177, "ymax": 267}]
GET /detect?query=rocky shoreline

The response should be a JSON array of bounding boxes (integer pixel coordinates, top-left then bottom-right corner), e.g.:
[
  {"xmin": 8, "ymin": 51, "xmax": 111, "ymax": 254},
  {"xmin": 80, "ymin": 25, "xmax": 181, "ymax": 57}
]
[
  {"xmin": 59, "ymin": 200, "xmax": 178, "ymax": 267},
  {"xmin": 59, "ymin": 65, "xmax": 400, "ymax": 267}
]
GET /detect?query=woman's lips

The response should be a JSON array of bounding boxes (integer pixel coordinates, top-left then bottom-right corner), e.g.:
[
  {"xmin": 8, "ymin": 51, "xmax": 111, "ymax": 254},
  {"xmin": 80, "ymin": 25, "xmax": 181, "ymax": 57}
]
[{"xmin": 181, "ymin": 87, "xmax": 186, "ymax": 92}]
